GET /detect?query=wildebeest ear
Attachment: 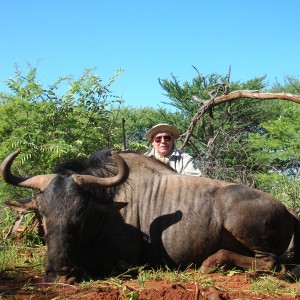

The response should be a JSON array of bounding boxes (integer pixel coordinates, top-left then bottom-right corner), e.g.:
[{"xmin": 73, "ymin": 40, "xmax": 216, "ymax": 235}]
[
  {"xmin": 4, "ymin": 196, "xmax": 39, "ymax": 212},
  {"xmin": 93, "ymin": 201, "xmax": 128, "ymax": 213}
]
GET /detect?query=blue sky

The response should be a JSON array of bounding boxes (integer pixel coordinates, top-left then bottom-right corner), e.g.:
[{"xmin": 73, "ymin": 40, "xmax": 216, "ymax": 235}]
[{"xmin": 1, "ymin": 0, "xmax": 299, "ymax": 108}]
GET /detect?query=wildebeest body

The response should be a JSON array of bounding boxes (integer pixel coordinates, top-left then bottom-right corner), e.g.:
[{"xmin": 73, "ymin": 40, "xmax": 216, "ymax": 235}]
[
  {"xmin": 2, "ymin": 149, "xmax": 299, "ymax": 282},
  {"xmin": 116, "ymin": 155, "xmax": 294, "ymax": 265}
]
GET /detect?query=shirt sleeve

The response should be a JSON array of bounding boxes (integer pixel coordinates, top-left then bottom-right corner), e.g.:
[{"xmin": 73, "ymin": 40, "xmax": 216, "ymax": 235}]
[{"xmin": 182, "ymin": 157, "xmax": 202, "ymax": 176}]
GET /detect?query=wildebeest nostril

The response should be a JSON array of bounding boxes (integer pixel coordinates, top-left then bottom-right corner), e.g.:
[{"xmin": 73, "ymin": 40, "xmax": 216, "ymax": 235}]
[{"xmin": 57, "ymin": 266, "xmax": 70, "ymax": 276}]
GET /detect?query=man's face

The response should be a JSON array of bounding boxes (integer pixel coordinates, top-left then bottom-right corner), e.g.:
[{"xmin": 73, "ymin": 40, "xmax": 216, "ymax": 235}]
[{"xmin": 151, "ymin": 131, "xmax": 174, "ymax": 157}]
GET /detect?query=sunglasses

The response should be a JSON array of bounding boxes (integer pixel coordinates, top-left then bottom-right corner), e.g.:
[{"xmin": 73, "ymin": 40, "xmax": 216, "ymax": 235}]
[{"xmin": 153, "ymin": 135, "xmax": 172, "ymax": 143}]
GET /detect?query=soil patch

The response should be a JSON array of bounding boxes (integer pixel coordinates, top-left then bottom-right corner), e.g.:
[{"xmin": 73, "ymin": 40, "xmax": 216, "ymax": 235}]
[{"xmin": 0, "ymin": 272, "xmax": 299, "ymax": 299}]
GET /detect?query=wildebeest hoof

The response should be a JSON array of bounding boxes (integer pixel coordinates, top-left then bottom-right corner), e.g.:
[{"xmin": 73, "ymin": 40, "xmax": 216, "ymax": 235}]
[{"xmin": 199, "ymin": 265, "xmax": 219, "ymax": 274}]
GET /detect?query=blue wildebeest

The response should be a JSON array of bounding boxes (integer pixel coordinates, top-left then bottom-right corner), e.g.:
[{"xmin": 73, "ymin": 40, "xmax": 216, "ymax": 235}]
[{"xmin": 1, "ymin": 149, "xmax": 300, "ymax": 283}]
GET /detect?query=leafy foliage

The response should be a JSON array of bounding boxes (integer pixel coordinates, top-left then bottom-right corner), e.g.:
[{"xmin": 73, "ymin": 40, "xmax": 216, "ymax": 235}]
[
  {"xmin": 159, "ymin": 73, "xmax": 272, "ymax": 178},
  {"xmin": 0, "ymin": 66, "xmax": 125, "ymax": 200},
  {"xmin": 245, "ymin": 78, "xmax": 300, "ymax": 210}
]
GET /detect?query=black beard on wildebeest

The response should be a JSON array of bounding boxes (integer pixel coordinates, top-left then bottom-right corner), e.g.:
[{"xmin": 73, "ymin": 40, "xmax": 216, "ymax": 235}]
[{"xmin": 1, "ymin": 148, "xmax": 300, "ymax": 284}]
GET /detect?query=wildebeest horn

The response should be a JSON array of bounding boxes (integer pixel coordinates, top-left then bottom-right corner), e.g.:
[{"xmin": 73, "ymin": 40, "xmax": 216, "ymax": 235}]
[
  {"xmin": 71, "ymin": 151, "xmax": 127, "ymax": 188},
  {"xmin": 0, "ymin": 149, "xmax": 57, "ymax": 191}
]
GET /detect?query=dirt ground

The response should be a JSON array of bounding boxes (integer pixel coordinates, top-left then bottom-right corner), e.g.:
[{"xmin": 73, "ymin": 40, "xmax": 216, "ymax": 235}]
[{"xmin": 1, "ymin": 271, "xmax": 299, "ymax": 299}]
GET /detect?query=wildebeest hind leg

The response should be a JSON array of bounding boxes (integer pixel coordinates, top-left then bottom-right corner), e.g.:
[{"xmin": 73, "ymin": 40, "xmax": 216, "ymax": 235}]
[{"xmin": 200, "ymin": 249, "xmax": 285, "ymax": 273}]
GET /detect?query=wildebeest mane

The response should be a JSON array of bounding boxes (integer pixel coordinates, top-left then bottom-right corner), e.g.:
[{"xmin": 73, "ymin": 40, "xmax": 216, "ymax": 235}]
[{"xmin": 52, "ymin": 149, "xmax": 118, "ymax": 178}]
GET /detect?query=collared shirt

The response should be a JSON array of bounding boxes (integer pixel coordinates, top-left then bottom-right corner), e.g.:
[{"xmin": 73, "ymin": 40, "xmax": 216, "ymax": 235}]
[{"xmin": 145, "ymin": 145, "xmax": 202, "ymax": 176}]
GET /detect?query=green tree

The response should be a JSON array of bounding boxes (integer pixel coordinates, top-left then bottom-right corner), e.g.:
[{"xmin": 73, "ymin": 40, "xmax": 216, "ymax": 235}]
[
  {"xmin": 159, "ymin": 72, "xmax": 279, "ymax": 181},
  {"xmin": 246, "ymin": 77, "xmax": 300, "ymax": 210},
  {"xmin": 0, "ymin": 65, "xmax": 124, "ymax": 200}
]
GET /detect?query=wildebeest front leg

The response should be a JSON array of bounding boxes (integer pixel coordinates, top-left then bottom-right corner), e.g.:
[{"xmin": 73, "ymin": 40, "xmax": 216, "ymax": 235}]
[{"xmin": 200, "ymin": 249, "xmax": 285, "ymax": 273}]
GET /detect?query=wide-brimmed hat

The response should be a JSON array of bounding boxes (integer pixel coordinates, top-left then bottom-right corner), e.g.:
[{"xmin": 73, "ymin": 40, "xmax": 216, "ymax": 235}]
[{"xmin": 145, "ymin": 124, "xmax": 180, "ymax": 141}]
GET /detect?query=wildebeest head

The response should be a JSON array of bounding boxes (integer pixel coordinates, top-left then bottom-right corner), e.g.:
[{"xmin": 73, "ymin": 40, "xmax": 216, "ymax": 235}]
[{"xmin": 1, "ymin": 149, "xmax": 128, "ymax": 283}]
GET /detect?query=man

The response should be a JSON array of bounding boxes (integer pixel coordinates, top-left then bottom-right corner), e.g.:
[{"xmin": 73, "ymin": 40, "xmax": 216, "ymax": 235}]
[{"xmin": 145, "ymin": 123, "xmax": 202, "ymax": 176}]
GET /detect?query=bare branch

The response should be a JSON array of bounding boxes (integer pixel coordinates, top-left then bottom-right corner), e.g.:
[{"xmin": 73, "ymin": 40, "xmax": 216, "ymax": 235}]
[
  {"xmin": 191, "ymin": 95, "xmax": 209, "ymax": 105},
  {"xmin": 210, "ymin": 90, "xmax": 300, "ymax": 105},
  {"xmin": 179, "ymin": 90, "xmax": 300, "ymax": 150}
]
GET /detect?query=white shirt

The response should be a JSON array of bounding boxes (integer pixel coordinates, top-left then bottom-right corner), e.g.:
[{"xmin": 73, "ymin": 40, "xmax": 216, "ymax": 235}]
[{"xmin": 145, "ymin": 145, "xmax": 202, "ymax": 176}]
